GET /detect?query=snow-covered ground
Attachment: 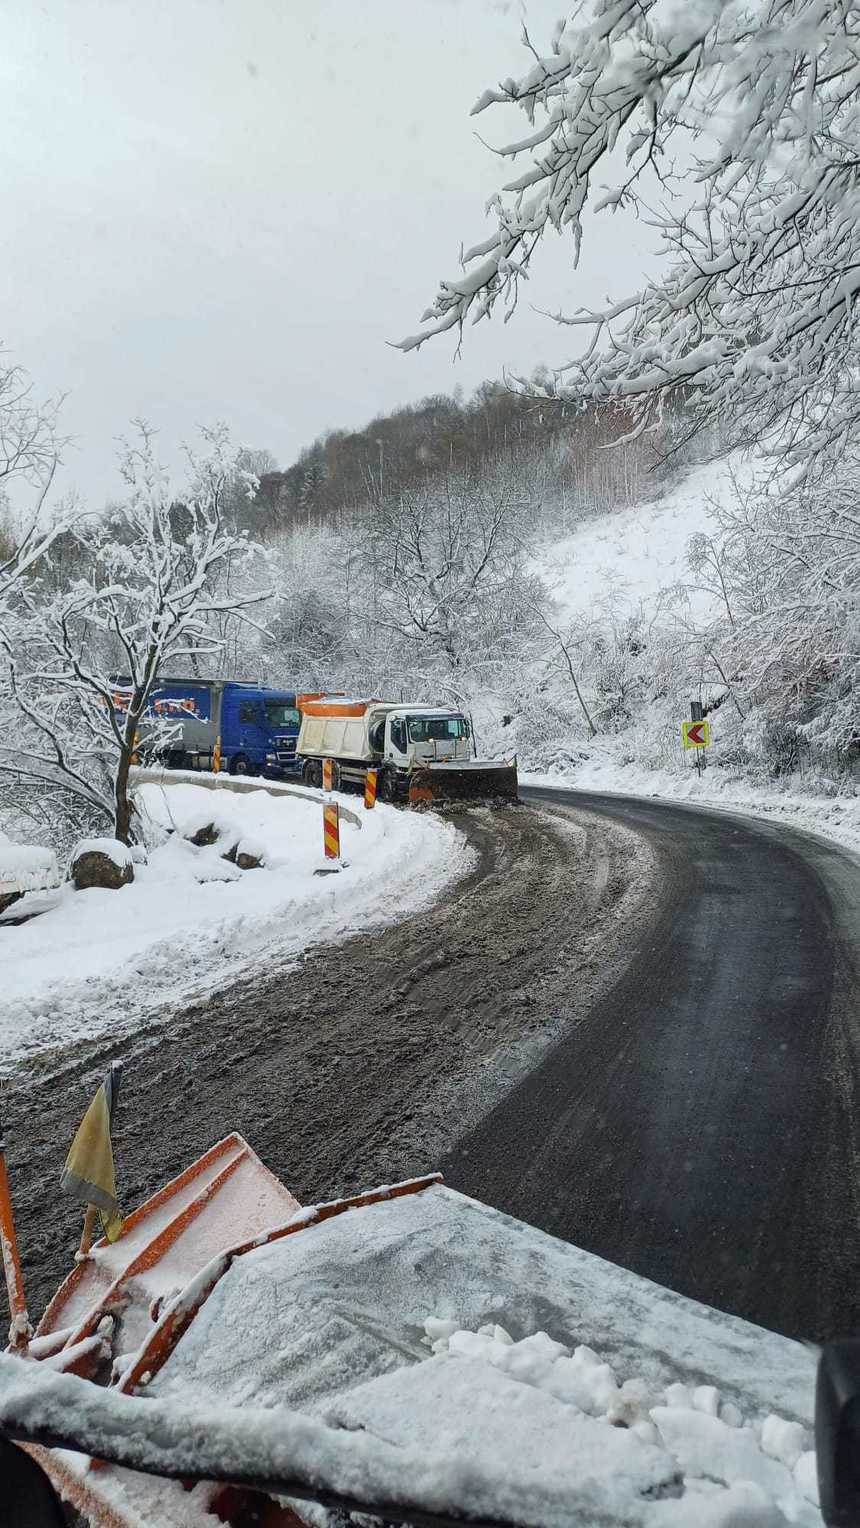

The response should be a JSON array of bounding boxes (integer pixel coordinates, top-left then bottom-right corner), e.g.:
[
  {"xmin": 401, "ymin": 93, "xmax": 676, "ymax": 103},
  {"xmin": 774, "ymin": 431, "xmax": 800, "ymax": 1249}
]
[
  {"xmin": 526, "ymin": 756, "xmax": 860, "ymax": 858},
  {"xmin": 0, "ymin": 780, "xmax": 472, "ymax": 1075},
  {"xmin": 534, "ymin": 457, "xmax": 759, "ymax": 626}
]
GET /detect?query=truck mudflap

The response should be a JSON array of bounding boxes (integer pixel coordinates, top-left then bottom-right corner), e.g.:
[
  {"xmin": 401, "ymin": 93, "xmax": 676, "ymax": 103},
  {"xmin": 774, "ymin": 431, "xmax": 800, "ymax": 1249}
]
[{"xmin": 408, "ymin": 757, "xmax": 518, "ymax": 807}]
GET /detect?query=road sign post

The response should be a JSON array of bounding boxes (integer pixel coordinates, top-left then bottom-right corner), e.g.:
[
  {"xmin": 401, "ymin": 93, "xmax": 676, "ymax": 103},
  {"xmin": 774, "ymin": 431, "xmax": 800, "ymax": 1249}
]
[{"xmin": 682, "ymin": 710, "xmax": 710, "ymax": 777}]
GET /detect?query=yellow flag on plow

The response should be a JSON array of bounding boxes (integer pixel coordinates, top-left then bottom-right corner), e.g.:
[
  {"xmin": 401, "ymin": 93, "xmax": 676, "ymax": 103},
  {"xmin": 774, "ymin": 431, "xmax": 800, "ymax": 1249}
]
[{"xmin": 60, "ymin": 1067, "xmax": 123, "ymax": 1243}]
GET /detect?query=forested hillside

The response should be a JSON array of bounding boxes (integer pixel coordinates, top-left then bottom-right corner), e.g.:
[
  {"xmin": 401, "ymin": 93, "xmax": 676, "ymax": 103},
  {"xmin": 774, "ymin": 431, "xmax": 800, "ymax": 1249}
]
[{"xmin": 246, "ymin": 380, "xmax": 662, "ymax": 536}]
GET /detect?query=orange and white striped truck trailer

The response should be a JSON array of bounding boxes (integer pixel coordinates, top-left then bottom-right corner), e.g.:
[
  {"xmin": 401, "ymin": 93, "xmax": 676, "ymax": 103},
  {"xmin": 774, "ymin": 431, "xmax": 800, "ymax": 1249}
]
[{"xmin": 296, "ymin": 697, "xmax": 517, "ymax": 806}]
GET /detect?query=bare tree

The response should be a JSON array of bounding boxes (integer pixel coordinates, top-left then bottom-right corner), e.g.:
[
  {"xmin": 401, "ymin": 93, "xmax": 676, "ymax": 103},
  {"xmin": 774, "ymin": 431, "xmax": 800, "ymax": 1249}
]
[
  {"xmin": 357, "ymin": 463, "xmax": 542, "ymax": 678},
  {"xmin": 1, "ymin": 425, "xmax": 268, "ymax": 843},
  {"xmin": 0, "ymin": 355, "xmax": 73, "ymax": 603}
]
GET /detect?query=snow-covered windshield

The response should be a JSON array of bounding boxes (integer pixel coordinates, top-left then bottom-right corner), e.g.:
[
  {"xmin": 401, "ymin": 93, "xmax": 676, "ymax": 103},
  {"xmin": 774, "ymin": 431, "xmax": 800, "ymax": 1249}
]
[
  {"xmin": 264, "ymin": 703, "xmax": 301, "ymax": 729},
  {"xmin": 407, "ymin": 715, "xmax": 470, "ymax": 743}
]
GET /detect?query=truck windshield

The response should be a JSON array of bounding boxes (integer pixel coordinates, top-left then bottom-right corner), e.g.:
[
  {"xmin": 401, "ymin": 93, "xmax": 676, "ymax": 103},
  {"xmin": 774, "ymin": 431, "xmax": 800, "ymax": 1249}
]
[
  {"xmin": 407, "ymin": 715, "xmax": 470, "ymax": 742},
  {"xmin": 264, "ymin": 703, "xmax": 301, "ymax": 729}
]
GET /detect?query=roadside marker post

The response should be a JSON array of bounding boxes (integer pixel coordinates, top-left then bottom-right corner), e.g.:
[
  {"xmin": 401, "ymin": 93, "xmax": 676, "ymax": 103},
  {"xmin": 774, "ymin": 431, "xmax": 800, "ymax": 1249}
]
[
  {"xmin": 323, "ymin": 801, "xmax": 341, "ymax": 861},
  {"xmin": 364, "ymin": 768, "xmax": 377, "ymax": 810},
  {"xmin": 316, "ymin": 757, "xmax": 345, "ymax": 872},
  {"xmin": 212, "ymin": 736, "xmax": 221, "ymax": 774},
  {"xmin": 0, "ymin": 1112, "xmax": 31, "ymax": 1350}
]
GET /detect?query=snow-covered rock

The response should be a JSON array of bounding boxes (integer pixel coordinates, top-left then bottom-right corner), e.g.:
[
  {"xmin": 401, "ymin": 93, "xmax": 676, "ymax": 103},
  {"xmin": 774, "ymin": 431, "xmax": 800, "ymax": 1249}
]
[
  {"xmin": 183, "ymin": 812, "xmax": 237, "ymax": 849},
  {"xmin": 0, "ymin": 843, "xmax": 60, "ymax": 889},
  {"xmin": 235, "ymin": 836, "xmax": 265, "ymax": 870},
  {"xmin": 70, "ymin": 839, "xmax": 134, "ymax": 891}
]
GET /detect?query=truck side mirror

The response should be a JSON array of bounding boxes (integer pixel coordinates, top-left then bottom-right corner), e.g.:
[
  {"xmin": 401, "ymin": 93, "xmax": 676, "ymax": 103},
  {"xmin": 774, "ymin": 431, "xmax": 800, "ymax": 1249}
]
[{"xmin": 817, "ymin": 1339, "xmax": 860, "ymax": 1525}]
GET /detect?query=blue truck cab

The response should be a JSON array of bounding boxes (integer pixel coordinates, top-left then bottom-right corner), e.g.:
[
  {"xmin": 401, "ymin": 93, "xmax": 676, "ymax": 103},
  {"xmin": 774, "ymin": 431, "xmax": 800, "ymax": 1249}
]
[
  {"xmin": 113, "ymin": 677, "xmax": 306, "ymax": 777},
  {"xmin": 218, "ymin": 685, "xmax": 304, "ymax": 776}
]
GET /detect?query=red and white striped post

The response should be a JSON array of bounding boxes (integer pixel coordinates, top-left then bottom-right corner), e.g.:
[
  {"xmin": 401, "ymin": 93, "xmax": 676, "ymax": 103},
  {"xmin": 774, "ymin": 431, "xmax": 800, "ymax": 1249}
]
[
  {"xmin": 364, "ymin": 768, "xmax": 378, "ymax": 810},
  {"xmin": 323, "ymin": 801, "xmax": 341, "ymax": 861},
  {"xmin": 0, "ymin": 1116, "xmax": 31, "ymax": 1351},
  {"xmin": 321, "ymin": 757, "xmax": 340, "ymax": 863}
]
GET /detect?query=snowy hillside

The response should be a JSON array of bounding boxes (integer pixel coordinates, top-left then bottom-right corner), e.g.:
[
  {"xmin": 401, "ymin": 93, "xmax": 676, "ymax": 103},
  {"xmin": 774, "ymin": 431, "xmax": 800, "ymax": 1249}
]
[
  {"xmin": 476, "ymin": 449, "xmax": 860, "ymax": 856},
  {"xmin": 534, "ymin": 458, "xmax": 756, "ymax": 626}
]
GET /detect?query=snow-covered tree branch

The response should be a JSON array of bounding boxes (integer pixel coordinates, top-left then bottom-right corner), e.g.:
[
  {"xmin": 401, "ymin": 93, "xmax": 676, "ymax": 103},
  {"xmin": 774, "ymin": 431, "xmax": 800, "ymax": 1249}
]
[{"xmin": 402, "ymin": 0, "xmax": 860, "ymax": 474}]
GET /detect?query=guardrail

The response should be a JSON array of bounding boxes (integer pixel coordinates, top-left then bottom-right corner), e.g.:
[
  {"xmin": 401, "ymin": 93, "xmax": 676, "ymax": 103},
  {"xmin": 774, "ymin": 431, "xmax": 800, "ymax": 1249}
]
[{"xmin": 130, "ymin": 767, "xmax": 363, "ymax": 830}]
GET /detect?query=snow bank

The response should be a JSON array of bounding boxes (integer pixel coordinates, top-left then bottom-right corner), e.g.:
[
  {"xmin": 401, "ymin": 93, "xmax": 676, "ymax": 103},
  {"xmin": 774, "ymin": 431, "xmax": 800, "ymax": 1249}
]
[
  {"xmin": 519, "ymin": 449, "xmax": 860, "ymax": 853},
  {"xmin": 526, "ymin": 756, "xmax": 860, "ymax": 860},
  {"xmin": 0, "ymin": 842, "xmax": 60, "ymax": 892},
  {"xmin": 0, "ymin": 783, "xmax": 473, "ymax": 1074}
]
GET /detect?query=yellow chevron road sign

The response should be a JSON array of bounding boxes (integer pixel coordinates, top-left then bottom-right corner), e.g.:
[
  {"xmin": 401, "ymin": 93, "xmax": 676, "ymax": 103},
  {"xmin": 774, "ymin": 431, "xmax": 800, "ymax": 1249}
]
[{"xmin": 682, "ymin": 718, "xmax": 710, "ymax": 749}]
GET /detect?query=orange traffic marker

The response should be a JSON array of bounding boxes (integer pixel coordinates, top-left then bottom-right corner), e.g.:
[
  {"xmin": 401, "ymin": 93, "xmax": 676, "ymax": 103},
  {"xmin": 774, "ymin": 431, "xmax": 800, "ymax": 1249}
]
[
  {"xmin": 323, "ymin": 801, "xmax": 340, "ymax": 860},
  {"xmin": 0, "ymin": 1131, "xmax": 31, "ymax": 1350},
  {"xmin": 364, "ymin": 769, "xmax": 377, "ymax": 810},
  {"xmin": 212, "ymin": 736, "xmax": 221, "ymax": 774},
  {"xmin": 322, "ymin": 757, "xmax": 333, "ymax": 792}
]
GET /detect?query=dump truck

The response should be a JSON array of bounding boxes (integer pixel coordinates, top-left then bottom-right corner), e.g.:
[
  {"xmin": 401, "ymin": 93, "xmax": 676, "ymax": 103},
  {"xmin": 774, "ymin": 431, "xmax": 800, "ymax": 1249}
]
[{"xmin": 296, "ymin": 696, "xmax": 517, "ymax": 804}]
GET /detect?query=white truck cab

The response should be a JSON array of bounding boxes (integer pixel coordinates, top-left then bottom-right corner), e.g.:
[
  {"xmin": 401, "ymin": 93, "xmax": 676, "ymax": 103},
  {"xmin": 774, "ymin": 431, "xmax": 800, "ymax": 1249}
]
[
  {"xmin": 298, "ymin": 700, "xmax": 473, "ymax": 799},
  {"xmin": 382, "ymin": 708, "xmax": 472, "ymax": 769}
]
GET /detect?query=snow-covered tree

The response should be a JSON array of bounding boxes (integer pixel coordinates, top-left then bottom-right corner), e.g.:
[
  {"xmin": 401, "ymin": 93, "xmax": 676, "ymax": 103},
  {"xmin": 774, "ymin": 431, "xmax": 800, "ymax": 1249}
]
[
  {"xmin": 356, "ymin": 462, "xmax": 543, "ymax": 688},
  {"xmin": 402, "ymin": 0, "xmax": 860, "ymax": 474},
  {"xmin": 0, "ymin": 356, "xmax": 72, "ymax": 602},
  {"xmin": 695, "ymin": 458, "xmax": 860, "ymax": 761},
  {"xmin": 1, "ymin": 426, "xmax": 267, "ymax": 843}
]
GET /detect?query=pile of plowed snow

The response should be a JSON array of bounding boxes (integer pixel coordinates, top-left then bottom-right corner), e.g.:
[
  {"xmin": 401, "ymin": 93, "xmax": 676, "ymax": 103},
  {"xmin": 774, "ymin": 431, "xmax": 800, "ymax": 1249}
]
[{"xmin": 0, "ymin": 780, "xmax": 473, "ymax": 1073}]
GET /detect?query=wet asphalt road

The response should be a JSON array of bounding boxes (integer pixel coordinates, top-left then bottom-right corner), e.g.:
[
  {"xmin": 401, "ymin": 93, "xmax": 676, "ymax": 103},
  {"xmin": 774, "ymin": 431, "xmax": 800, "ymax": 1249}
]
[{"xmin": 444, "ymin": 787, "xmax": 860, "ymax": 1343}]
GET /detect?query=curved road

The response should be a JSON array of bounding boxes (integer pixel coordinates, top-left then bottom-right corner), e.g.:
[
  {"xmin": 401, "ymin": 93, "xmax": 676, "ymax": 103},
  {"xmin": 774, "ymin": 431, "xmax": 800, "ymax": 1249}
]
[
  {"xmin": 444, "ymin": 787, "xmax": 860, "ymax": 1344},
  {"xmin": 8, "ymin": 786, "xmax": 860, "ymax": 1345}
]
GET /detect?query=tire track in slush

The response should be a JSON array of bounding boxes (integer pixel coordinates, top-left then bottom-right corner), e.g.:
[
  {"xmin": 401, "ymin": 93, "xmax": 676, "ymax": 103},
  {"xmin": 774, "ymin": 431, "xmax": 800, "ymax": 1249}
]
[{"xmin": 7, "ymin": 802, "xmax": 650, "ymax": 1318}]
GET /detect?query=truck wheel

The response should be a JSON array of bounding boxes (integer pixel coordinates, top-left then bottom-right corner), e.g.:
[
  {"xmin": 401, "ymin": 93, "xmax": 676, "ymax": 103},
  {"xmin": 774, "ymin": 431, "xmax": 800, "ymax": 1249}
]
[
  {"xmin": 304, "ymin": 759, "xmax": 323, "ymax": 788},
  {"xmin": 378, "ymin": 767, "xmax": 399, "ymax": 803},
  {"xmin": 230, "ymin": 753, "xmax": 252, "ymax": 776}
]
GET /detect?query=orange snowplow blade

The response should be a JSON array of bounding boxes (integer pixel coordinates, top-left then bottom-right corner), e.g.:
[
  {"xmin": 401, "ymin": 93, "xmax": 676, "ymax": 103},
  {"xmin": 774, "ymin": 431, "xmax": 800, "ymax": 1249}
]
[
  {"xmin": 34, "ymin": 1133, "xmax": 300, "ymax": 1369},
  {"xmin": 409, "ymin": 757, "xmax": 518, "ymax": 807}
]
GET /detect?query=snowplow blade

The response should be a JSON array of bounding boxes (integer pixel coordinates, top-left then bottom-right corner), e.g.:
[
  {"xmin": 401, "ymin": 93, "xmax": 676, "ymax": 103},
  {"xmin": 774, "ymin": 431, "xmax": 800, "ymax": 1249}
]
[{"xmin": 409, "ymin": 757, "xmax": 518, "ymax": 807}]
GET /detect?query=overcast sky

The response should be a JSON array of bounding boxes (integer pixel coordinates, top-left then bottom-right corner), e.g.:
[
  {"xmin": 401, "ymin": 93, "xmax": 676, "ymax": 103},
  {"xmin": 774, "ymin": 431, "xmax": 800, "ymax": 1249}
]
[{"xmin": 3, "ymin": 0, "xmax": 650, "ymax": 502}]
